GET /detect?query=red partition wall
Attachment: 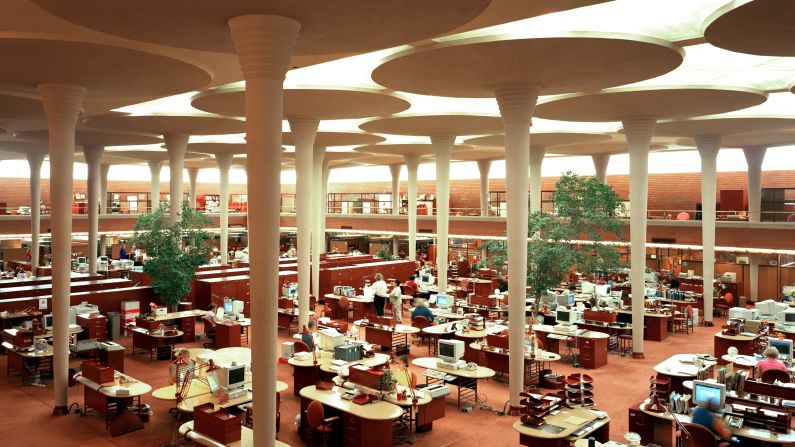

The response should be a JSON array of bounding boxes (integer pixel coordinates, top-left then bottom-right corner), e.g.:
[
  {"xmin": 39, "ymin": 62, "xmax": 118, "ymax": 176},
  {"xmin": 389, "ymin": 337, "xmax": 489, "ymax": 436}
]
[
  {"xmin": 0, "ymin": 278, "xmax": 132, "ymax": 300},
  {"xmin": 318, "ymin": 259, "xmax": 416, "ymax": 296},
  {"xmin": 0, "ymin": 286, "xmax": 157, "ymax": 315}
]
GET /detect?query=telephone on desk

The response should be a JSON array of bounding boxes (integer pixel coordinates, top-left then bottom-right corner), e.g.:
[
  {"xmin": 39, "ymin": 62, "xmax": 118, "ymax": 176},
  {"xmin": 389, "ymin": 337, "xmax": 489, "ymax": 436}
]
[{"xmin": 725, "ymin": 415, "xmax": 743, "ymax": 429}]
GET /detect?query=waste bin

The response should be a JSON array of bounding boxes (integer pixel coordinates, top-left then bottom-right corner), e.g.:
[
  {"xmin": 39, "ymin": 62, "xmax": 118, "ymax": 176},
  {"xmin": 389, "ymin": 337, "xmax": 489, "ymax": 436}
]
[{"xmin": 106, "ymin": 311, "xmax": 121, "ymax": 341}]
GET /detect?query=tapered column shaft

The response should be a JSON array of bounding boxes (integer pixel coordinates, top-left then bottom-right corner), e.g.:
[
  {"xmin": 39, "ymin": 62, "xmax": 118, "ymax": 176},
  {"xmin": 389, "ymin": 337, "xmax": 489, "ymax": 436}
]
[
  {"xmin": 27, "ymin": 153, "xmax": 45, "ymax": 276},
  {"xmin": 148, "ymin": 160, "xmax": 162, "ymax": 211},
  {"xmin": 477, "ymin": 160, "xmax": 491, "ymax": 216},
  {"xmin": 697, "ymin": 136, "xmax": 721, "ymax": 324},
  {"xmin": 84, "ymin": 145, "xmax": 104, "ymax": 275},
  {"xmin": 164, "ymin": 134, "xmax": 189, "ymax": 222}
]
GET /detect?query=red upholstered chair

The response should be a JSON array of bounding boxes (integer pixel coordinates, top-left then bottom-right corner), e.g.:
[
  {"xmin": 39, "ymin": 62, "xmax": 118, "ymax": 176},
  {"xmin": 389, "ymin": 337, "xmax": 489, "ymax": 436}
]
[
  {"xmin": 680, "ymin": 423, "xmax": 718, "ymax": 447},
  {"xmin": 201, "ymin": 317, "xmax": 216, "ymax": 348},
  {"xmin": 306, "ymin": 400, "xmax": 340, "ymax": 446},
  {"xmin": 672, "ymin": 309, "xmax": 690, "ymax": 334},
  {"xmin": 294, "ymin": 340, "xmax": 311, "ymax": 353},
  {"xmin": 338, "ymin": 296, "xmax": 354, "ymax": 321},
  {"xmin": 761, "ymin": 368, "xmax": 791, "ymax": 384},
  {"xmin": 402, "ymin": 284, "xmax": 416, "ymax": 297},
  {"xmin": 676, "ymin": 212, "xmax": 691, "ymax": 220},
  {"xmin": 412, "ymin": 316, "xmax": 432, "ymax": 347},
  {"xmin": 716, "ymin": 293, "xmax": 733, "ymax": 318}
]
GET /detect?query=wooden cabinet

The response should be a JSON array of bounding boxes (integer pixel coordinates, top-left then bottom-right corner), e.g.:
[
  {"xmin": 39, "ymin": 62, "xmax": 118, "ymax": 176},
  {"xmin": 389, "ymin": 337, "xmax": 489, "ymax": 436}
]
[
  {"xmin": 628, "ymin": 404, "xmax": 655, "ymax": 446},
  {"xmin": 77, "ymin": 313, "xmax": 107, "ymax": 342},
  {"xmin": 577, "ymin": 337, "xmax": 607, "ymax": 369},
  {"xmin": 216, "ymin": 322, "xmax": 241, "ymax": 348}
]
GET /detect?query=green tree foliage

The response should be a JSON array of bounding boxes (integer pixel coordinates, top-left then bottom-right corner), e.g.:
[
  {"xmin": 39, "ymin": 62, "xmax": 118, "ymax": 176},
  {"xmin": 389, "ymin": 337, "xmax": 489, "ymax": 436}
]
[
  {"xmin": 527, "ymin": 171, "xmax": 626, "ymax": 313},
  {"xmin": 133, "ymin": 203, "xmax": 214, "ymax": 308},
  {"xmin": 478, "ymin": 239, "xmax": 507, "ymax": 268}
]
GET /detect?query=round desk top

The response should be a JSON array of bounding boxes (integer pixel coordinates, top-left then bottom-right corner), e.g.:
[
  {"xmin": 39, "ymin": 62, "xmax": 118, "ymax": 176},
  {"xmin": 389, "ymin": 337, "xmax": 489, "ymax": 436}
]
[
  {"xmin": 715, "ymin": 331, "xmax": 758, "ymax": 341},
  {"xmin": 422, "ymin": 322, "xmax": 460, "ymax": 335},
  {"xmin": 318, "ymin": 353, "xmax": 390, "ymax": 373},
  {"xmin": 179, "ymin": 421, "xmax": 290, "ymax": 447},
  {"xmin": 653, "ymin": 354, "xmax": 717, "ymax": 377},
  {"xmin": 353, "ymin": 320, "xmax": 420, "ymax": 334},
  {"xmin": 15, "ymin": 345, "xmax": 53, "ymax": 357},
  {"xmin": 512, "ymin": 408, "xmax": 609, "ymax": 439},
  {"xmin": 383, "ymin": 388, "xmax": 433, "ymax": 407},
  {"xmin": 299, "ymin": 385, "xmax": 403, "ymax": 421},
  {"xmin": 201, "ymin": 347, "xmax": 251, "ymax": 366},
  {"xmin": 276, "ymin": 380, "xmax": 288, "ymax": 393},
  {"xmin": 147, "ymin": 330, "xmax": 184, "ymax": 339},
  {"xmin": 722, "ymin": 354, "xmax": 759, "ymax": 367},
  {"xmin": 531, "ymin": 324, "xmax": 611, "ymax": 339},
  {"xmin": 469, "ymin": 342, "xmax": 562, "ymax": 362},
  {"xmin": 152, "ymin": 381, "xmax": 210, "ymax": 401},
  {"xmin": 411, "ymin": 356, "xmax": 495, "ymax": 379}
]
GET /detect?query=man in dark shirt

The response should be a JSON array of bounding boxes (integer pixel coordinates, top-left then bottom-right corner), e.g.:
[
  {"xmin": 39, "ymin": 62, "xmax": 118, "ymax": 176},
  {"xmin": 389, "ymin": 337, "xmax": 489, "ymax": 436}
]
[{"xmin": 411, "ymin": 299, "xmax": 435, "ymax": 322}]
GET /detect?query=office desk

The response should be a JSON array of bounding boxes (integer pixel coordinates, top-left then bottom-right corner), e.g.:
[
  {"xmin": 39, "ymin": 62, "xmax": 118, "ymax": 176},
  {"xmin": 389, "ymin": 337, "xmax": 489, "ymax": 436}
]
[
  {"xmin": 616, "ymin": 309, "xmax": 672, "ymax": 341},
  {"xmin": 179, "ymin": 421, "xmax": 290, "ymax": 447},
  {"xmin": 454, "ymin": 326, "xmax": 506, "ymax": 363},
  {"xmin": 469, "ymin": 342, "xmax": 560, "ymax": 385},
  {"xmin": 4, "ymin": 343, "xmax": 53, "ymax": 385},
  {"xmin": 381, "ymin": 387, "xmax": 444, "ymax": 433},
  {"xmin": 149, "ymin": 310, "xmax": 204, "ymax": 343},
  {"xmin": 354, "ymin": 320, "xmax": 419, "ymax": 350},
  {"xmin": 198, "ymin": 347, "xmax": 251, "ymax": 368},
  {"xmin": 0, "ymin": 310, "xmax": 42, "ymax": 329},
  {"xmin": 299, "ymin": 385, "xmax": 403, "ymax": 447},
  {"xmin": 412, "ymin": 356, "xmax": 495, "ymax": 409},
  {"xmin": 216, "ymin": 321, "xmax": 241, "ymax": 348},
  {"xmin": 714, "ymin": 331, "xmax": 759, "ymax": 357},
  {"xmin": 421, "ymin": 322, "xmax": 459, "ymax": 356},
  {"xmin": 653, "ymin": 354, "xmax": 717, "ymax": 394},
  {"xmin": 323, "ymin": 294, "xmax": 375, "ymax": 321},
  {"xmin": 131, "ymin": 328, "xmax": 183, "ymax": 360},
  {"xmin": 638, "ymin": 400, "xmax": 795, "ymax": 446},
  {"xmin": 288, "ymin": 350, "xmax": 388, "ymax": 396},
  {"xmin": 532, "ymin": 325, "xmax": 610, "ymax": 370},
  {"xmin": 455, "ymin": 302, "xmax": 510, "ymax": 319},
  {"xmin": 513, "ymin": 408, "xmax": 610, "ymax": 447},
  {"xmin": 75, "ymin": 371, "xmax": 151, "ymax": 435}
]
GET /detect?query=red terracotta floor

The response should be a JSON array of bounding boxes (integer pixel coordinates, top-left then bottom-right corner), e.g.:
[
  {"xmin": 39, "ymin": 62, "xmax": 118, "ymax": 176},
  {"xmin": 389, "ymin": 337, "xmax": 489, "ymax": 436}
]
[{"xmin": 0, "ymin": 312, "xmax": 724, "ymax": 446}]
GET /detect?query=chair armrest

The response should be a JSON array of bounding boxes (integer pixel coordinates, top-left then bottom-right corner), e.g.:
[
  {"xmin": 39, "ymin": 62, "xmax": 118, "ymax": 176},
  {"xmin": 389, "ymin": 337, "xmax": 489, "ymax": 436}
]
[{"xmin": 324, "ymin": 416, "xmax": 340, "ymax": 424}]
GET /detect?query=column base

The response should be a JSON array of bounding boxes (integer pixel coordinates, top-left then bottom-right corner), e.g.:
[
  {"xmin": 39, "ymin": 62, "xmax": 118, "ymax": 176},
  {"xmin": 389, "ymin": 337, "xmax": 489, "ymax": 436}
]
[
  {"xmin": 632, "ymin": 352, "xmax": 645, "ymax": 360},
  {"xmin": 52, "ymin": 405, "xmax": 69, "ymax": 416},
  {"xmin": 508, "ymin": 405, "xmax": 522, "ymax": 416},
  {"xmin": 703, "ymin": 321, "xmax": 714, "ymax": 327}
]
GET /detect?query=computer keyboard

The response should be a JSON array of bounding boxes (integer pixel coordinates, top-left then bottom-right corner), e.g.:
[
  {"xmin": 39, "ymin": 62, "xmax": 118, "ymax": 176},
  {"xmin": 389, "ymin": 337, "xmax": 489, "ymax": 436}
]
[
  {"xmin": 423, "ymin": 369, "xmax": 456, "ymax": 381},
  {"xmin": 548, "ymin": 334, "xmax": 568, "ymax": 340}
]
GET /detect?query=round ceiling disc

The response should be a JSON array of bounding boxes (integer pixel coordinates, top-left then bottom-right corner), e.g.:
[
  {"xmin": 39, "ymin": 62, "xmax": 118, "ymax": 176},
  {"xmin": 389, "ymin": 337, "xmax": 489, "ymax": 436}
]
[
  {"xmin": 371, "ymin": 32, "xmax": 684, "ymax": 98},
  {"xmin": 0, "ymin": 91, "xmax": 44, "ymax": 121},
  {"xmin": 359, "ymin": 114, "xmax": 502, "ymax": 137},
  {"xmin": 14, "ymin": 129, "xmax": 162, "ymax": 147},
  {"xmin": 451, "ymin": 149, "xmax": 505, "ymax": 161},
  {"xmin": 0, "ymin": 141, "xmax": 50, "ymax": 155},
  {"xmin": 0, "ymin": 33, "xmax": 211, "ymax": 97},
  {"xmin": 106, "ymin": 150, "xmax": 206, "ymax": 161},
  {"xmin": 357, "ymin": 154, "xmax": 411, "ymax": 166},
  {"xmin": 281, "ymin": 131, "xmax": 385, "ymax": 148},
  {"xmin": 84, "ymin": 114, "xmax": 245, "ymax": 136},
  {"xmin": 187, "ymin": 143, "xmax": 247, "ymax": 156},
  {"xmin": 534, "ymin": 86, "xmax": 768, "ymax": 122},
  {"xmin": 193, "ymin": 87, "xmax": 410, "ymax": 120},
  {"xmin": 30, "ymin": 0, "xmax": 490, "ymax": 54},
  {"xmin": 282, "ymin": 151, "xmax": 366, "ymax": 162},
  {"xmin": 548, "ymin": 141, "xmax": 668, "ymax": 156},
  {"xmin": 354, "ymin": 143, "xmax": 470, "ymax": 157},
  {"xmin": 654, "ymin": 116, "xmax": 795, "ymax": 138},
  {"xmin": 183, "ymin": 159, "xmax": 222, "ymax": 169},
  {"xmin": 464, "ymin": 132, "xmax": 613, "ymax": 148},
  {"xmin": 704, "ymin": 0, "xmax": 795, "ymax": 57},
  {"xmin": 694, "ymin": 129, "xmax": 795, "ymax": 149},
  {"xmin": 74, "ymin": 153, "xmax": 140, "ymax": 165}
]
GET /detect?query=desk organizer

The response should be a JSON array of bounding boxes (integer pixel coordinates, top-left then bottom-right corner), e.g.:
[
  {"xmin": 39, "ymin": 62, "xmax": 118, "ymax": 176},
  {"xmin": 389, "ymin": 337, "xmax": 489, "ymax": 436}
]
[{"xmin": 193, "ymin": 402, "xmax": 242, "ymax": 444}]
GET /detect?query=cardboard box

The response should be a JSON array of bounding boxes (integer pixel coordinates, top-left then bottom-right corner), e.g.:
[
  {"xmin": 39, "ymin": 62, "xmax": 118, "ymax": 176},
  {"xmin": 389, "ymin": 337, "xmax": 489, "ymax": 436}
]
[
  {"xmin": 193, "ymin": 403, "xmax": 242, "ymax": 445},
  {"xmin": 82, "ymin": 360, "xmax": 114, "ymax": 384}
]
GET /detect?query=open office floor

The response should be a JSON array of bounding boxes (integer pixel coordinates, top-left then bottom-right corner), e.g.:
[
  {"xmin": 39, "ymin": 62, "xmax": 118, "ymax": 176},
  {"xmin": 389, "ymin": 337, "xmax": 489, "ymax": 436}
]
[{"xmin": 0, "ymin": 311, "xmax": 727, "ymax": 446}]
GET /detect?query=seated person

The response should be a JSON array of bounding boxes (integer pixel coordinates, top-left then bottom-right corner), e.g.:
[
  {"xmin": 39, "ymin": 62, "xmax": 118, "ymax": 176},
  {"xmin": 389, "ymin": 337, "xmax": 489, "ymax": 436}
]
[
  {"xmin": 405, "ymin": 275, "xmax": 419, "ymax": 293},
  {"xmin": 205, "ymin": 304, "xmax": 219, "ymax": 322},
  {"xmin": 691, "ymin": 399, "xmax": 734, "ymax": 447},
  {"xmin": 757, "ymin": 346, "xmax": 788, "ymax": 378},
  {"xmin": 411, "ymin": 299, "xmax": 435, "ymax": 323},
  {"xmin": 169, "ymin": 348, "xmax": 195, "ymax": 387},
  {"xmin": 301, "ymin": 320, "xmax": 317, "ymax": 350}
]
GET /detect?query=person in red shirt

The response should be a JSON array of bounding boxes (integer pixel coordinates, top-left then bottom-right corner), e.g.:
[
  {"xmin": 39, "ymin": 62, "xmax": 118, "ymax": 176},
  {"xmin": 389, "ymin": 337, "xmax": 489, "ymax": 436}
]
[
  {"xmin": 405, "ymin": 275, "xmax": 419, "ymax": 294},
  {"xmin": 757, "ymin": 346, "xmax": 788, "ymax": 378}
]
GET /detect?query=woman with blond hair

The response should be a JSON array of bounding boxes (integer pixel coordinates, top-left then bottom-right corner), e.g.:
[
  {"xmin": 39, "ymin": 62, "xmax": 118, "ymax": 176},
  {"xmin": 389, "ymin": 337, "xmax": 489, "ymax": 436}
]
[{"xmin": 371, "ymin": 273, "xmax": 388, "ymax": 316}]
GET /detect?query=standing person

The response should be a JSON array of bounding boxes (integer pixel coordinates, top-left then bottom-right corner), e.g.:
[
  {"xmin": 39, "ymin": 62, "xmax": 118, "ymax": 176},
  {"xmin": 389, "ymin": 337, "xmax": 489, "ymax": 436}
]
[
  {"xmin": 118, "ymin": 243, "xmax": 127, "ymax": 260},
  {"xmin": 371, "ymin": 273, "xmax": 389, "ymax": 316},
  {"xmin": 390, "ymin": 280, "xmax": 404, "ymax": 323}
]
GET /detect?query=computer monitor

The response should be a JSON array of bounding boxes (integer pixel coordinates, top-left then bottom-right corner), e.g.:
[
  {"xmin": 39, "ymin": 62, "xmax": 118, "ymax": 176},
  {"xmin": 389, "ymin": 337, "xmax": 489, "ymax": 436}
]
[
  {"xmin": 216, "ymin": 363, "xmax": 246, "ymax": 391},
  {"xmin": 756, "ymin": 299, "xmax": 789, "ymax": 317},
  {"xmin": 568, "ymin": 294, "xmax": 575, "ymax": 306},
  {"xmin": 99, "ymin": 256, "xmax": 109, "ymax": 263},
  {"xmin": 215, "ymin": 307, "xmax": 225, "ymax": 321},
  {"xmin": 421, "ymin": 274, "xmax": 430, "ymax": 283},
  {"xmin": 595, "ymin": 284, "xmax": 611, "ymax": 297},
  {"xmin": 43, "ymin": 314, "xmax": 53, "ymax": 330},
  {"xmin": 556, "ymin": 295, "xmax": 570, "ymax": 307},
  {"xmin": 438, "ymin": 339, "xmax": 464, "ymax": 363},
  {"xmin": 223, "ymin": 300, "xmax": 233, "ymax": 315},
  {"xmin": 769, "ymin": 337, "xmax": 794, "ymax": 360},
  {"xmin": 288, "ymin": 284, "xmax": 298, "ymax": 298},
  {"xmin": 540, "ymin": 294, "xmax": 557, "ymax": 306},
  {"xmin": 77, "ymin": 256, "xmax": 87, "ymax": 265},
  {"xmin": 581, "ymin": 281, "xmax": 595, "ymax": 295},
  {"xmin": 232, "ymin": 300, "xmax": 244, "ymax": 316},
  {"xmin": 692, "ymin": 380, "xmax": 726, "ymax": 408},
  {"xmin": 436, "ymin": 294, "xmax": 452, "ymax": 309},
  {"xmin": 785, "ymin": 311, "xmax": 795, "ymax": 324},
  {"xmin": 556, "ymin": 309, "xmax": 577, "ymax": 325}
]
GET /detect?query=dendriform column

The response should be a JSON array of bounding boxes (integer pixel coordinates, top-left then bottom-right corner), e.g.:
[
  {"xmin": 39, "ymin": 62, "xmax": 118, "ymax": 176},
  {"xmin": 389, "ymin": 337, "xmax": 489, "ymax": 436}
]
[
  {"xmin": 320, "ymin": 159, "xmax": 329, "ymax": 243},
  {"xmin": 743, "ymin": 147, "xmax": 765, "ymax": 302},
  {"xmin": 623, "ymin": 117, "xmax": 656, "ymax": 358},
  {"xmin": 164, "ymin": 134, "xmax": 189, "ymax": 222},
  {"xmin": 217, "ymin": 154, "xmax": 233, "ymax": 265},
  {"xmin": 187, "ymin": 167, "xmax": 199, "ymax": 209},
  {"xmin": 592, "ymin": 153, "xmax": 610, "ymax": 183},
  {"xmin": 389, "ymin": 163, "xmax": 402, "ymax": 256},
  {"xmin": 529, "ymin": 146, "xmax": 545, "ymax": 213},
  {"xmin": 311, "ymin": 146, "xmax": 326, "ymax": 300},
  {"xmin": 229, "ymin": 15, "xmax": 299, "ymax": 446},
  {"xmin": 432, "ymin": 135, "xmax": 454, "ymax": 293},
  {"xmin": 697, "ymin": 135, "xmax": 721, "ymax": 325},
  {"xmin": 99, "ymin": 163, "xmax": 110, "ymax": 214},
  {"xmin": 496, "ymin": 85, "xmax": 539, "ymax": 411},
  {"xmin": 148, "ymin": 160, "xmax": 162, "ymax": 211},
  {"xmin": 405, "ymin": 155, "xmax": 420, "ymax": 262},
  {"xmin": 288, "ymin": 117, "xmax": 319, "ymax": 330},
  {"xmin": 26, "ymin": 152, "xmax": 45, "ymax": 277},
  {"xmin": 83, "ymin": 145, "xmax": 104, "ymax": 275},
  {"xmin": 39, "ymin": 83, "xmax": 86, "ymax": 416},
  {"xmin": 476, "ymin": 159, "xmax": 491, "ymax": 216}
]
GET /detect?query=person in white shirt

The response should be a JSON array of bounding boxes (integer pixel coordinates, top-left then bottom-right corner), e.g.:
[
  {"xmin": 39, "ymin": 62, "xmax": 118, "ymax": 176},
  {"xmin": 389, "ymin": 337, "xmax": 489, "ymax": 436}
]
[
  {"xmin": 371, "ymin": 273, "xmax": 389, "ymax": 316},
  {"xmin": 389, "ymin": 280, "xmax": 404, "ymax": 323}
]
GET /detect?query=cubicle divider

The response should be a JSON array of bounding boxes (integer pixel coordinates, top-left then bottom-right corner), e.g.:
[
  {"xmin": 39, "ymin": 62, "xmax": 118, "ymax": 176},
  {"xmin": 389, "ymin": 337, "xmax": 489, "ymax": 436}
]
[{"xmin": 0, "ymin": 286, "xmax": 157, "ymax": 315}]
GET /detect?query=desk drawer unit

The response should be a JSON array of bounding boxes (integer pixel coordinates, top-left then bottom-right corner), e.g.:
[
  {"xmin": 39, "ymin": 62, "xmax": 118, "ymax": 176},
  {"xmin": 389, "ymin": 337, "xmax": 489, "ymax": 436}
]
[
  {"xmin": 343, "ymin": 413, "xmax": 392, "ymax": 447},
  {"xmin": 77, "ymin": 314, "xmax": 107, "ymax": 342}
]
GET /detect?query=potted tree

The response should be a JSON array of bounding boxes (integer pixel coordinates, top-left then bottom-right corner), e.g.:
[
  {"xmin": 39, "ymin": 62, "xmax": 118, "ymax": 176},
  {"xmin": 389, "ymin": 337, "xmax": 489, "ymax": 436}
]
[{"xmin": 133, "ymin": 203, "xmax": 214, "ymax": 312}]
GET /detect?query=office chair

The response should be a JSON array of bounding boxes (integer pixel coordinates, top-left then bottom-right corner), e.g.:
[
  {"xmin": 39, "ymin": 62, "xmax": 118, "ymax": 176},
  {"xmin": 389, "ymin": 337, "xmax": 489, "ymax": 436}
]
[
  {"xmin": 402, "ymin": 284, "xmax": 416, "ymax": 298},
  {"xmin": 338, "ymin": 296, "xmax": 354, "ymax": 321},
  {"xmin": 715, "ymin": 293, "xmax": 732, "ymax": 318},
  {"xmin": 240, "ymin": 392, "xmax": 280, "ymax": 432},
  {"xmin": 411, "ymin": 316, "xmax": 432, "ymax": 347},
  {"xmin": 306, "ymin": 400, "xmax": 340, "ymax": 446},
  {"xmin": 294, "ymin": 341, "xmax": 311, "ymax": 353},
  {"xmin": 672, "ymin": 309, "xmax": 689, "ymax": 334},
  {"xmin": 680, "ymin": 423, "xmax": 718, "ymax": 447},
  {"xmin": 761, "ymin": 368, "xmax": 791, "ymax": 384},
  {"xmin": 201, "ymin": 317, "xmax": 216, "ymax": 348}
]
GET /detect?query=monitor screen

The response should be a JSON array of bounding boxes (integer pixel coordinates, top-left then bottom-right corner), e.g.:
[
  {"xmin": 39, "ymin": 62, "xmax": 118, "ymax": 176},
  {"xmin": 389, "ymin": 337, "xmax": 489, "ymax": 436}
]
[
  {"xmin": 436, "ymin": 294, "xmax": 451, "ymax": 308},
  {"xmin": 568, "ymin": 294, "xmax": 575, "ymax": 306},
  {"xmin": 227, "ymin": 365, "xmax": 245, "ymax": 387},
  {"xmin": 556, "ymin": 295, "xmax": 569, "ymax": 307},
  {"xmin": 44, "ymin": 314, "xmax": 53, "ymax": 329},
  {"xmin": 223, "ymin": 300, "xmax": 233, "ymax": 314},
  {"xmin": 556, "ymin": 309, "xmax": 571, "ymax": 324},
  {"xmin": 693, "ymin": 381, "xmax": 725, "ymax": 408},
  {"xmin": 77, "ymin": 257, "xmax": 87, "ymax": 265},
  {"xmin": 421, "ymin": 274, "xmax": 430, "ymax": 283},
  {"xmin": 786, "ymin": 312, "xmax": 795, "ymax": 323},
  {"xmin": 770, "ymin": 338, "xmax": 793, "ymax": 358},
  {"xmin": 439, "ymin": 342, "xmax": 454, "ymax": 358}
]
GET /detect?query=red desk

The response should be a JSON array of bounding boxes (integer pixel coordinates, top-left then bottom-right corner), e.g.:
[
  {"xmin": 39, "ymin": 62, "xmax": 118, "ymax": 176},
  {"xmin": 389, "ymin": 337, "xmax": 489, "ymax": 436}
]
[{"xmin": 216, "ymin": 321, "xmax": 241, "ymax": 348}]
